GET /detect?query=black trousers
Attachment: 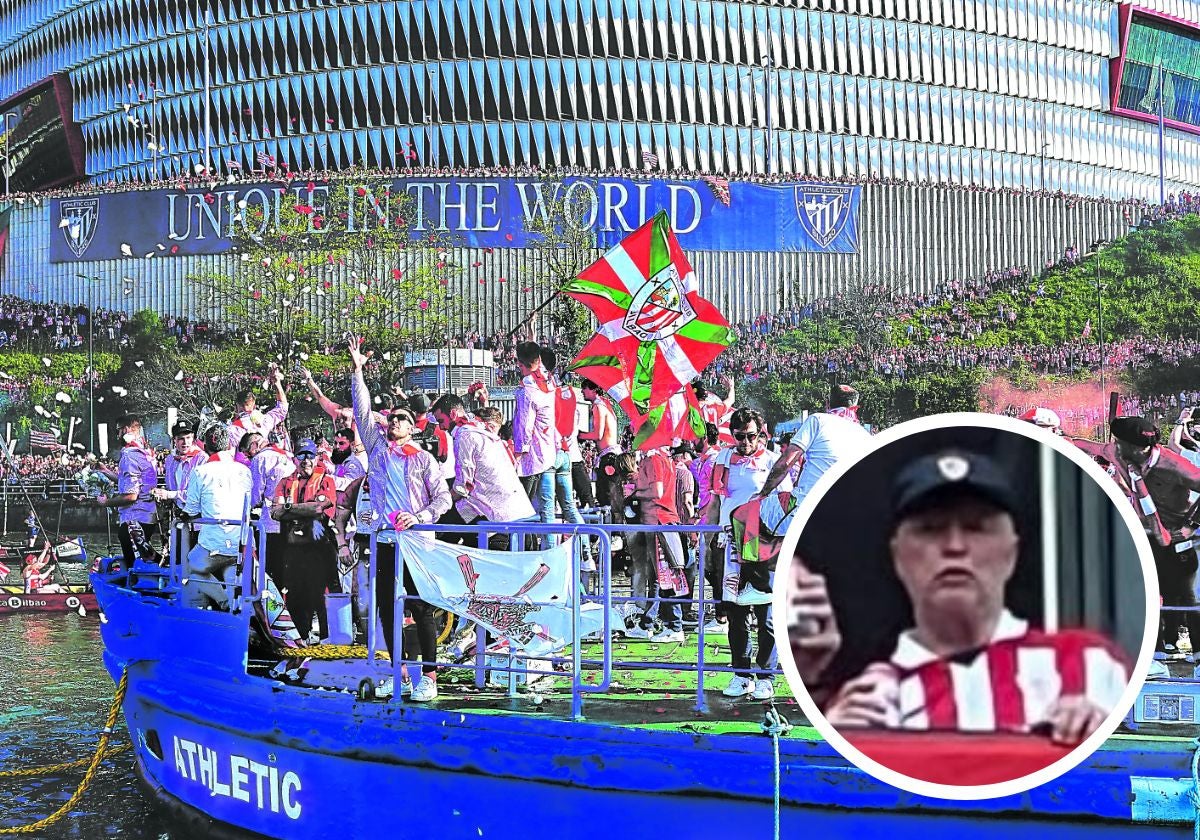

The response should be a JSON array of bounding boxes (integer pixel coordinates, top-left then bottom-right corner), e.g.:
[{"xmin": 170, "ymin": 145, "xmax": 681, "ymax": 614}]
[
  {"xmin": 1156, "ymin": 541, "xmax": 1200, "ymax": 648},
  {"xmin": 117, "ymin": 520, "xmax": 159, "ymax": 569},
  {"xmin": 285, "ymin": 537, "xmax": 340, "ymax": 641},
  {"xmin": 375, "ymin": 542, "xmax": 439, "ymax": 675},
  {"xmin": 572, "ymin": 461, "xmax": 597, "ymax": 508}
]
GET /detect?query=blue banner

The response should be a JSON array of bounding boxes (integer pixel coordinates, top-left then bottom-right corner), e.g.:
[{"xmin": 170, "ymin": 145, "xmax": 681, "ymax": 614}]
[{"xmin": 48, "ymin": 177, "xmax": 861, "ymax": 262}]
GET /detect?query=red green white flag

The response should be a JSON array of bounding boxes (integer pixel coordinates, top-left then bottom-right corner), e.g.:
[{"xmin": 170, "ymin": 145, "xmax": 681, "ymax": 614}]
[{"xmin": 564, "ymin": 210, "xmax": 732, "ymax": 447}]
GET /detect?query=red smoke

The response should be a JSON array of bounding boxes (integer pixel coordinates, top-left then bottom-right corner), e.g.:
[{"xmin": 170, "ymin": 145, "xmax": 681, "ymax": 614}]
[{"xmin": 978, "ymin": 375, "xmax": 1118, "ymax": 437}]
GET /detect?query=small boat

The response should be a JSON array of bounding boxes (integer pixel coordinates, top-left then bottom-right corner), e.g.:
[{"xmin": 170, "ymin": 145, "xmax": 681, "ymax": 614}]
[
  {"xmin": 92, "ymin": 520, "xmax": 1199, "ymax": 838},
  {"xmin": 0, "ymin": 537, "xmax": 101, "ymax": 615},
  {"xmin": 0, "ymin": 584, "xmax": 98, "ymax": 614}
]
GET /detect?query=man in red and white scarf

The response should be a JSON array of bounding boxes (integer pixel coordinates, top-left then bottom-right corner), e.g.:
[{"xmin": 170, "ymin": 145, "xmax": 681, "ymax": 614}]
[
  {"xmin": 431, "ymin": 395, "xmax": 534, "ymax": 550},
  {"xmin": 759, "ymin": 383, "xmax": 871, "ymax": 500},
  {"xmin": 1073, "ymin": 415, "xmax": 1200, "ymax": 653},
  {"xmin": 227, "ymin": 363, "xmax": 289, "ymax": 453},
  {"xmin": 349, "ymin": 337, "xmax": 451, "ymax": 702},
  {"xmin": 153, "ymin": 420, "xmax": 206, "ymax": 512}
]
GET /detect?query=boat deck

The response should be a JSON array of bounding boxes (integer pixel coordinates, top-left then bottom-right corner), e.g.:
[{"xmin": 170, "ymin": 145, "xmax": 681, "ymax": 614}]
[{"xmin": 248, "ymin": 631, "xmax": 811, "ymax": 736}]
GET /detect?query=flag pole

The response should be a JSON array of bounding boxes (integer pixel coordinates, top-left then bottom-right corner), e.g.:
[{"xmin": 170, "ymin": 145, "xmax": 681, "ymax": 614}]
[{"xmin": 506, "ymin": 291, "xmax": 561, "ymax": 340}]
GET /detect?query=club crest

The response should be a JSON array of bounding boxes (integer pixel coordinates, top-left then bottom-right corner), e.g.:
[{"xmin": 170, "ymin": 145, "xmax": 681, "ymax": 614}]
[
  {"xmin": 624, "ymin": 264, "xmax": 696, "ymax": 342},
  {"xmin": 60, "ymin": 198, "xmax": 99, "ymax": 258},
  {"xmin": 937, "ymin": 455, "xmax": 971, "ymax": 482},
  {"xmin": 794, "ymin": 186, "xmax": 855, "ymax": 249}
]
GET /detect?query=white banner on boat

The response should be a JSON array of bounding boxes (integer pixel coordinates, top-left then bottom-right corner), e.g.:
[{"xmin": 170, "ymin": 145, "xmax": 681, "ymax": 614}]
[{"xmin": 395, "ymin": 533, "xmax": 617, "ymax": 657}]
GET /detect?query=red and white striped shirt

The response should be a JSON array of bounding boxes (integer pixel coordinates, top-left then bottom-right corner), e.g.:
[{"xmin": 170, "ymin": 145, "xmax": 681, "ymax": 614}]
[{"xmin": 885, "ymin": 611, "xmax": 1129, "ymax": 732}]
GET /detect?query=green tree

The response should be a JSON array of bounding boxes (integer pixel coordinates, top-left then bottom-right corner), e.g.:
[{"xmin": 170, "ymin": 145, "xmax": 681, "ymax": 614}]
[{"xmin": 188, "ymin": 177, "xmax": 460, "ymax": 382}]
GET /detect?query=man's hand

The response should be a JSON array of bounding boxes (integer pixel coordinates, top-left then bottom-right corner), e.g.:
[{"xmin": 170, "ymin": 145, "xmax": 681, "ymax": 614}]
[
  {"xmin": 789, "ymin": 563, "xmax": 841, "ymax": 685},
  {"xmin": 150, "ymin": 487, "xmax": 172, "ymax": 502},
  {"xmin": 347, "ymin": 336, "xmax": 373, "ymax": 371},
  {"xmin": 267, "ymin": 361, "xmax": 282, "ymax": 384},
  {"xmin": 94, "ymin": 494, "xmax": 108, "ymax": 507},
  {"xmin": 1037, "ymin": 696, "xmax": 1107, "ymax": 746},
  {"xmin": 823, "ymin": 666, "xmax": 900, "ymax": 729},
  {"xmin": 392, "ymin": 511, "xmax": 419, "ymax": 531}
]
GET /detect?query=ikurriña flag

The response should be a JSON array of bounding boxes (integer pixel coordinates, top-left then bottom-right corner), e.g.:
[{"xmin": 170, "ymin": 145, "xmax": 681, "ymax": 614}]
[{"xmin": 564, "ymin": 210, "xmax": 733, "ymax": 444}]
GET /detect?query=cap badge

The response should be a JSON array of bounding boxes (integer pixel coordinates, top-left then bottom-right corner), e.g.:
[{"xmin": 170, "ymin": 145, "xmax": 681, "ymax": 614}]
[{"xmin": 936, "ymin": 455, "xmax": 970, "ymax": 482}]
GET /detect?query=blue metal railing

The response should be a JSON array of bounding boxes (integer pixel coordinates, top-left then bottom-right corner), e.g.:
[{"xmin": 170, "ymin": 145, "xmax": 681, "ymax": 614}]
[{"xmin": 158, "ymin": 512, "xmax": 782, "ymax": 722}]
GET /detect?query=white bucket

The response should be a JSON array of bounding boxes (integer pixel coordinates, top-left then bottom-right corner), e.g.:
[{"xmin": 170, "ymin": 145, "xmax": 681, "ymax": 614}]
[{"xmin": 324, "ymin": 592, "xmax": 354, "ymax": 645}]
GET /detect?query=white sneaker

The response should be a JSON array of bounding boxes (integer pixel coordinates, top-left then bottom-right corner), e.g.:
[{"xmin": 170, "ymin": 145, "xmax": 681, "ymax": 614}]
[
  {"xmin": 399, "ymin": 679, "xmax": 413, "ymax": 697},
  {"xmin": 722, "ymin": 675, "xmax": 755, "ymax": 697},
  {"xmin": 623, "ymin": 625, "xmax": 653, "ymax": 640},
  {"xmin": 751, "ymin": 679, "xmax": 775, "ymax": 700},
  {"xmin": 650, "ymin": 629, "xmax": 685, "ymax": 643},
  {"xmin": 410, "ymin": 675, "xmax": 438, "ymax": 702},
  {"xmin": 702, "ymin": 619, "xmax": 728, "ymax": 635},
  {"xmin": 737, "ymin": 586, "xmax": 773, "ymax": 606}
]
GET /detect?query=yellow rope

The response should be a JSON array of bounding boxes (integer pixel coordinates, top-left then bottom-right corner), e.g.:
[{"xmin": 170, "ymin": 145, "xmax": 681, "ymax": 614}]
[
  {"xmin": 285, "ymin": 644, "xmax": 389, "ymax": 661},
  {"xmin": 0, "ymin": 669, "xmax": 129, "ymax": 835},
  {"xmin": 0, "ymin": 743, "xmax": 131, "ymax": 779}
]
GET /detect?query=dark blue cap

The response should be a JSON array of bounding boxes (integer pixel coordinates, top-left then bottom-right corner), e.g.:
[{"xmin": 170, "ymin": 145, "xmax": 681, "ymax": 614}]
[{"xmin": 891, "ymin": 449, "xmax": 1017, "ymax": 526}]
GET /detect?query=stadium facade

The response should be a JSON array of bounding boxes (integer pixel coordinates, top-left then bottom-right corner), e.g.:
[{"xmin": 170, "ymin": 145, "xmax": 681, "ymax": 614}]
[{"xmin": 1, "ymin": 0, "xmax": 1199, "ymax": 332}]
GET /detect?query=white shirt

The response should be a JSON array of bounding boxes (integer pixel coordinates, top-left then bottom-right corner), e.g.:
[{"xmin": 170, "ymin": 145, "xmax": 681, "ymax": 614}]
[
  {"xmin": 789, "ymin": 412, "xmax": 872, "ymax": 497},
  {"xmin": 713, "ymin": 447, "xmax": 786, "ymax": 525},
  {"xmin": 182, "ymin": 451, "xmax": 253, "ymax": 555}
]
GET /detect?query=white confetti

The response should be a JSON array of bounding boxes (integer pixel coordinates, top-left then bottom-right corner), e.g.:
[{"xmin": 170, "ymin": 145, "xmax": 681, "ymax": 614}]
[
  {"xmin": 120, "ymin": 243, "xmax": 133, "ymax": 256},
  {"xmin": 174, "ymin": 371, "xmax": 184, "ymax": 381},
  {"xmin": 54, "ymin": 391, "xmax": 71, "ymax": 403},
  {"xmin": 134, "ymin": 361, "xmax": 145, "ymax": 368},
  {"xmin": 41, "ymin": 357, "xmax": 51, "ymax": 367}
]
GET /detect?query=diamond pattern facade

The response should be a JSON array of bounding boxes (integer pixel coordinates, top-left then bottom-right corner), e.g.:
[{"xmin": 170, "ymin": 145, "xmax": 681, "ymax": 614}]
[{"xmin": 0, "ymin": 0, "xmax": 1197, "ymax": 198}]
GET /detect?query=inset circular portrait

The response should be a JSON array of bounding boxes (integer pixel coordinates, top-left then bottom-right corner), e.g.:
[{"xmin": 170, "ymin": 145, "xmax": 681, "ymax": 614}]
[{"xmin": 775, "ymin": 413, "xmax": 1157, "ymax": 799}]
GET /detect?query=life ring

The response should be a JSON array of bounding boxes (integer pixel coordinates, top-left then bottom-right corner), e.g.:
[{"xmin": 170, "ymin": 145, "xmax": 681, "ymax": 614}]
[
  {"xmin": 65, "ymin": 595, "xmax": 81, "ymax": 610},
  {"xmin": 6, "ymin": 596, "xmax": 20, "ymax": 610}
]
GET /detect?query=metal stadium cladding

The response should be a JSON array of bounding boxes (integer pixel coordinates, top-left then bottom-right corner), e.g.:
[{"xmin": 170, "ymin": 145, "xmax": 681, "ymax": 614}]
[{"xmin": 0, "ymin": 0, "xmax": 1199, "ymax": 330}]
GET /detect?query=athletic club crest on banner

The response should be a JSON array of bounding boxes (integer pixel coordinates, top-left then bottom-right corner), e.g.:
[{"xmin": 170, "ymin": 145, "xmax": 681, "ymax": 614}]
[
  {"xmin": 624, "ymin": 263, "xmax": 697, "ymax": 342},
  {"xmin": 60, "ymin": 198, "xmax": 99, "ymax": 257},
  {"xmin": 794, "ymin": 185, "xmax": 855, "ymax": 249}
]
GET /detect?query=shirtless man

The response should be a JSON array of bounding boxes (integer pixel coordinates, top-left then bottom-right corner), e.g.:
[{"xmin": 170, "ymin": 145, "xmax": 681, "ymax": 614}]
[{"xmin": 579, "ymin": 379, "xmax": 622, "ymax": 511}]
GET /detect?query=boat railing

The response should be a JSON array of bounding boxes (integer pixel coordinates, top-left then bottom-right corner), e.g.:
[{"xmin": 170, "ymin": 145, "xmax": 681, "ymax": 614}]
[
  {"xmin": 158, "ymin": 513, "xmax": 783, "ymax": 722},
  {"xmin": 164, "ymin": 498, "xmax": 258, "ymax": 613},
  {"xmin": 383, "ymin": 520, "xmax": 763, "ymax": 721}
]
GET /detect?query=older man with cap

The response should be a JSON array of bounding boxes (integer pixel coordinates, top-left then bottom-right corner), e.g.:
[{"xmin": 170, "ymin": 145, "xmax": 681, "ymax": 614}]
[
  {"xmin": 1074, "ymin": 416, "xmax": 1200, "ymax": 653},
  {"xmin": 824, "ymin": 449, "xmax": 1129, "ymax": 746}
]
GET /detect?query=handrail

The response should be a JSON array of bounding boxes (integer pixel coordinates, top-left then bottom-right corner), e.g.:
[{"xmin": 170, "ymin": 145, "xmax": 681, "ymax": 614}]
[
  {"xmin": 156, "ymin": 514, "xmax": 784, "ymax": 720},
  {"xmin": 392, "ymin": 521, "xmax": 729, "ymax": 719}
]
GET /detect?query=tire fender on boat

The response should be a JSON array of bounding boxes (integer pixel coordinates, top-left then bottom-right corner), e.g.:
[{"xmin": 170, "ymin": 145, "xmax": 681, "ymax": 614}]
[{"xmin": 356, "ymin": 679, "xmax": 376, "ymax": 702}]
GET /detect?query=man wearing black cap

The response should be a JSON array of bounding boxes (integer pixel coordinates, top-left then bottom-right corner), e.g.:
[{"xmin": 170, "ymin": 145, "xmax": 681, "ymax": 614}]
[
  {"xmin": 824, "ymin": 449, "xmax": 1129, "ymax": 746},
  {"xmin": 1074, "ymin": 416, "xmax": 1200, "ymax": 653},
  {"xmin": 153, "ymin": 420, "xmax": 206, "ymax": 512},
  {"xmin": 272, "ymin": 439, "xmax": 340, "ymax": 643}
]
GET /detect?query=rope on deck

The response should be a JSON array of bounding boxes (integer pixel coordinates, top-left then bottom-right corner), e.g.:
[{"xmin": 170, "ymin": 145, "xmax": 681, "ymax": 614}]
[{"xmin": 761, "ymin": 703, "xmax": 793, "ymax": 840}]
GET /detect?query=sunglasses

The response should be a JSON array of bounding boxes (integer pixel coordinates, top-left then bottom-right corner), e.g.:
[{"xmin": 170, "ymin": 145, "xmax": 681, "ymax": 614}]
[
  {"xmin": 733, "ymin": 431, "xmax": 761, "ymax": 441},
  {"xmin": 296, "ymin": 453, "xmax": 316, "ymax": 461}
]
